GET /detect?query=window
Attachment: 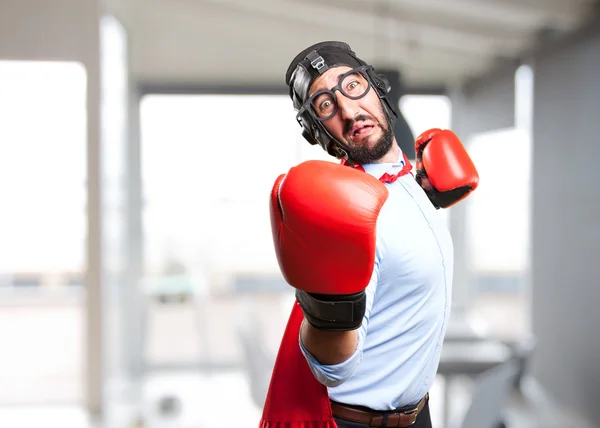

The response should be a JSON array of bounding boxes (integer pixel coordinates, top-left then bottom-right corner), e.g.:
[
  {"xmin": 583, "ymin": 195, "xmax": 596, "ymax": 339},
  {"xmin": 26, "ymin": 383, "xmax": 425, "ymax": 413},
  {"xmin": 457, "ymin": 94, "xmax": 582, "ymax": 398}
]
[
  {"xmin": 0, "ymin": 60, "xmax": 87, "ymax": 404},
  {"xmin": 139, "ymin": 93, "xmax": 306, "ymax": 426},
  {"xmin": 462, "ymin": 65, "xmax": 534, "ymax": 341},
  {"xmin": 400, "ymin": 95, "xmax": 452, "ymax": 227},
  {"xmin": 462, "ymin": 127, "xmax": 532, "ymax": 340},
  {"xmin": 400, "ymin": 95, "xmax": 452, "ymax": 139},
  {"xmin": 139, "ymin": 94, "xmax": 301, "ymax": 280}
]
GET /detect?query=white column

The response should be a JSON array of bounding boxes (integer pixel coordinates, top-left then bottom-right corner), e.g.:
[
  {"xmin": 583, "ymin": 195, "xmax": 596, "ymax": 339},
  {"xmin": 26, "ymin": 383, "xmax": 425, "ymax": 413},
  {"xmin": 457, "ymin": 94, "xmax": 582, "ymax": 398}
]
[{"xmin": 447, "ymin": 86, "xmax": 473, "ymax": 317}]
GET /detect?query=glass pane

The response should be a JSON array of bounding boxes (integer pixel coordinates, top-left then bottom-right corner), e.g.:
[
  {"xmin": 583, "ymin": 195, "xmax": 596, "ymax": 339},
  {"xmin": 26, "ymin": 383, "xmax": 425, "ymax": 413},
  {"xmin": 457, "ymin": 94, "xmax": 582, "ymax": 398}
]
[
  {"xmin": 465, "ymin": 127, "xmax": 532, "ymax": 340},
  {"xmin": 0, "ymin": 60, "xmax": 87, "ymax": 404},
  {"xmin": 400, "ymin": 95, "xmax": 452, "ymax": 227},
  {"xmin": 400, "ymin": 95, "xmax": 452, "ymax": 139},
  {"xmin": 139, "ymin": 94, "xmax": 300, "ymax": 427}
]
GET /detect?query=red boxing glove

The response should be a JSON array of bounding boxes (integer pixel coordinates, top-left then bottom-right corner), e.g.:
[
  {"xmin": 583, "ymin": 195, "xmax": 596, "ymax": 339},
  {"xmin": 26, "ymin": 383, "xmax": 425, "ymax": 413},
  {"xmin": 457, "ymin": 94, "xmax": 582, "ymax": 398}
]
[
  {"xmin": 415, "ymin": 128, "xmax": 479, "ymax": 209},
  {"xmin": 270, "ymin": 160, "xmax": 388, "ymax": 331}
]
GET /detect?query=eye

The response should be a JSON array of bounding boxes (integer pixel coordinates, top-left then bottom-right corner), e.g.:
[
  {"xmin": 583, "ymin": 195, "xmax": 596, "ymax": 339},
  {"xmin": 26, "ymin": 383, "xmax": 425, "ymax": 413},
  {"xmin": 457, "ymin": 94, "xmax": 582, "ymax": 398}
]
[
  {"xmin": 347, "ymin": 80, "xmax": 359, "ymax": 91},
  {"xmin": 319, "ymin": 99, "xmax": 332, "ymax": 111}
]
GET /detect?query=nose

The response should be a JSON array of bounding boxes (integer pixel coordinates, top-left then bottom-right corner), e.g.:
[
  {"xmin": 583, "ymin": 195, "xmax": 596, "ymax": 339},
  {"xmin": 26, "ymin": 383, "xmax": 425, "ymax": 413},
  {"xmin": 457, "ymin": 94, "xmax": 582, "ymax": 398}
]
[{"xmin": 335, "ymin": 92, "xmax": 360, "ymax": 121}]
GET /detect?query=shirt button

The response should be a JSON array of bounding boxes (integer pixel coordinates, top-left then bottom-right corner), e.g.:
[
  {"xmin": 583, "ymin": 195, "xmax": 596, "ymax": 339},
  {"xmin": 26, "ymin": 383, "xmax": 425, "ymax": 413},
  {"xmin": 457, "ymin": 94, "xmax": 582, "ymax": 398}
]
[{"xmin": 424, "ymin": 378, "xmax": 429, "ymax": 385}]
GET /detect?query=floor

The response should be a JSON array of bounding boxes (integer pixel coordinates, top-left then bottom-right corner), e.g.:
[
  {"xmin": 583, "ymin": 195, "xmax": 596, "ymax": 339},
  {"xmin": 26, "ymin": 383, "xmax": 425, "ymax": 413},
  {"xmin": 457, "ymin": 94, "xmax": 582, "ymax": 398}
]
[{"xmin": 0, "ymin": 289, "xmax": 553, "ymax": 428}]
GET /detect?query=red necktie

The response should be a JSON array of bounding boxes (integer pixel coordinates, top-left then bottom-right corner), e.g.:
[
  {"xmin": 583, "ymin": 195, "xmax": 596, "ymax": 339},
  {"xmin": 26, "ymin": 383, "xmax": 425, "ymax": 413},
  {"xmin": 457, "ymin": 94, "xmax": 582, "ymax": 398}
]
[{"xmin": 341, "ymin": 152, "xmax": 413, "ymax": 183}]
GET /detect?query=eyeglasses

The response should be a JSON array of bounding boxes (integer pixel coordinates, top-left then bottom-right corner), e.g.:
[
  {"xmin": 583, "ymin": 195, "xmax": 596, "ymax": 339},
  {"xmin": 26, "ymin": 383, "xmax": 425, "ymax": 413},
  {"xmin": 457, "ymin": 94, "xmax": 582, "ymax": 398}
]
[{"xmin": 296, "ymin": 65, "xmax": 373, "ymax": 122}]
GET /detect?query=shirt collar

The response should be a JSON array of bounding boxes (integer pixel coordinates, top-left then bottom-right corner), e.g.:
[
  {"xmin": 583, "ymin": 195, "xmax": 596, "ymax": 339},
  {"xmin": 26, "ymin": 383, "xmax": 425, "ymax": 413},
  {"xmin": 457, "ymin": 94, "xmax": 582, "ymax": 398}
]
[{"xmin": 361, "ymin": 149, "xmax": 407, "ymax": 180}]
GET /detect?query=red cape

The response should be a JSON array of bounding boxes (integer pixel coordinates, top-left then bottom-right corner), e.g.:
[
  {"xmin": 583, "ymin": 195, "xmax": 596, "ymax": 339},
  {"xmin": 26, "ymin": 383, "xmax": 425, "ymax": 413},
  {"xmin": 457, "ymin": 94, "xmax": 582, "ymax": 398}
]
[{"xmin": 259, "ymin": 301, "xmax": 337, "ymax": 428}]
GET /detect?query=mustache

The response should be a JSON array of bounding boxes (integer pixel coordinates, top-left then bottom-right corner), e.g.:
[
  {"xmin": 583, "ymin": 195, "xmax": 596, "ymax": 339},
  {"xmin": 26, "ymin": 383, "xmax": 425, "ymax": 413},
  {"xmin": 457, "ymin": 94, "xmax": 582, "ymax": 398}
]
[{"xmin": 344, "ymin": 114, "xmax": 376, "ymax": 135}]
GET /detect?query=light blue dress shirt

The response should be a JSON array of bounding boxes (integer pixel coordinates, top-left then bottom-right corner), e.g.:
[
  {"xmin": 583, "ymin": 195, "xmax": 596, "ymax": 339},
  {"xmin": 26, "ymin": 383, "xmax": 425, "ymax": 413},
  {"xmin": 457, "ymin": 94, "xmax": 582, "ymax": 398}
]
[{"xmin": 299, "ymin": 150, "xmax": 454, "ymax": 410}]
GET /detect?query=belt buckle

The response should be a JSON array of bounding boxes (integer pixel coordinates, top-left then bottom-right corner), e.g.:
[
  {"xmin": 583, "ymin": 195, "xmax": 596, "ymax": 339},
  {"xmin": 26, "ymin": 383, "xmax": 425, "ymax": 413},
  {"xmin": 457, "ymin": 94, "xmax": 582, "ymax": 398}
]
[
  {"xmin": 400, "ymin": 405, "xmax": 419, "ymax": 426},
  {"xmin": 403, "ymin": 406, "xmax": 419, "ymax": 416},
  {"xmin": 371, "ymin": 408, "xmax": 418, "ymax": 428},
  {"xmin": 405, "ymin": 393, "xmax": 427, "ymax": 416}
]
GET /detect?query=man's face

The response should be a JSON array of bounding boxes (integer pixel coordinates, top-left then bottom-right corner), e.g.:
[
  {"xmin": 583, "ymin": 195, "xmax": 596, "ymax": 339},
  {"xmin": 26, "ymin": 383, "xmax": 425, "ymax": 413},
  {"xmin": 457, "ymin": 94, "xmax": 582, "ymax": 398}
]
[{"xmin": 308, "ymin": 66, "xmax": 393, "ymax": 164}]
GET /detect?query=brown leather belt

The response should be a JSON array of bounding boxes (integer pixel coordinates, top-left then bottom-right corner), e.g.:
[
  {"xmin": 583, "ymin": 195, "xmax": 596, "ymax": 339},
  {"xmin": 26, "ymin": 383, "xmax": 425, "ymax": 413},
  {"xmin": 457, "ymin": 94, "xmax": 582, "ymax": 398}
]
[{"xmin": 330, "ymin": 394, "xmax": 429, "ymax": 427}]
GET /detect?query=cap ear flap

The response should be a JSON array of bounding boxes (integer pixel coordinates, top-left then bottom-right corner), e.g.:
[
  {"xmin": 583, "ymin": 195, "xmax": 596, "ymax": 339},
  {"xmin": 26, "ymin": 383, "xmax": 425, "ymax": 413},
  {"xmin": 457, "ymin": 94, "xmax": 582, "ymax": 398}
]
[
  {"xmin": 376, "ymin": 73, "xmax": 392, "ymax": 95},
  {"xmin": 301, "ymin": 116, "xmax": 344, "ymax": 159},
  {"xmin": 302, "ymin": 128, "xmax": 320, "ymax": 146},
  {"xmin": 367, "ymin": 70, "xmax": 391, "ymax": 97},
  {"xmin": 298, "ymin": 113, "xmax": 320, "ymax": 146}
]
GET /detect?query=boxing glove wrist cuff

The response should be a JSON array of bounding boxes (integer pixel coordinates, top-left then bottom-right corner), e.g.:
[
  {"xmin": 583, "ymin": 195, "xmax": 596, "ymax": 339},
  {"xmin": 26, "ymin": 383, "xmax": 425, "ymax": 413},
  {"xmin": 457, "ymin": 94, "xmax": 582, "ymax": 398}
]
[
  {"xmin": 425, "ymin": 185, "xmax": 473, "ymax": 209},
  {"xmin": 295, "ymin": 289, "xmax": 366, "ymax": 331},
  {"xmin": 415, "ymin": 172, "xmax": 473, "ymax": 209}
]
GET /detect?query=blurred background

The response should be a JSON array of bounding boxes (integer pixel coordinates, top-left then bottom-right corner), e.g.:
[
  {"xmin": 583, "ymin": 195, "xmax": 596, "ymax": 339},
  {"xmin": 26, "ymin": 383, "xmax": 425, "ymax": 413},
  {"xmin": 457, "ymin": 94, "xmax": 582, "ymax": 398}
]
[{"xmin": 0, "ymin": 0, "xmax": 599, "ymax": 427}]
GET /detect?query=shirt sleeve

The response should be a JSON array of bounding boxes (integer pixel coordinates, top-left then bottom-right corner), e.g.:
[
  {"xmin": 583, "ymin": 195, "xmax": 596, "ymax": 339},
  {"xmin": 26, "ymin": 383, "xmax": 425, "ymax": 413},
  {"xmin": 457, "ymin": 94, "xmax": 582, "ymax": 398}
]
[{"xmin": 298, "ymin": 250, "xmax": 381, "ymax": 388}]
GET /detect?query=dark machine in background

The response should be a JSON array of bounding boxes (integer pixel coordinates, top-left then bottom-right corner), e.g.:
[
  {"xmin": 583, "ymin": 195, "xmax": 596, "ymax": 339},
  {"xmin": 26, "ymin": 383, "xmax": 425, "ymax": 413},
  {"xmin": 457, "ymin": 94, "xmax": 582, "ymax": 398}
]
[{"xmin": 378, "ymin": 69, "xmax": 416, "ymax": 159}]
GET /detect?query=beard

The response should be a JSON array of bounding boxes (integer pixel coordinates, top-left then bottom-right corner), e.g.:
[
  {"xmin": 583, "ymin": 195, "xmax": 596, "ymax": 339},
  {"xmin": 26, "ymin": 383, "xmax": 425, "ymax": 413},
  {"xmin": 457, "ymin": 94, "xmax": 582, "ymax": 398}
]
[{"xmin": 343, "ymin": 114, "xmax": 394, "ymax": 165}]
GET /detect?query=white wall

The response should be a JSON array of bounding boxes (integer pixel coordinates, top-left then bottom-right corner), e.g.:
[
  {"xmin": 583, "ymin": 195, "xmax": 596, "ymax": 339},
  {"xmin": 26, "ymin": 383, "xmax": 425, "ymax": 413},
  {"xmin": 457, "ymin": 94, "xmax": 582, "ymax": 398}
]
[{"xmin": 531, "ymin": 23, "xmax": 600, "ymax": 425}]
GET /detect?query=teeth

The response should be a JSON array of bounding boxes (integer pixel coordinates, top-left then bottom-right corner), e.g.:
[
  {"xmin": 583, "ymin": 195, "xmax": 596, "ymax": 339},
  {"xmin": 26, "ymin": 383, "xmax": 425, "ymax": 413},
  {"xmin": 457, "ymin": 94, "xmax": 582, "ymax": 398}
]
[{"xmin": 351, "ymin": 125, "xmax": 372, "ymax": 138}]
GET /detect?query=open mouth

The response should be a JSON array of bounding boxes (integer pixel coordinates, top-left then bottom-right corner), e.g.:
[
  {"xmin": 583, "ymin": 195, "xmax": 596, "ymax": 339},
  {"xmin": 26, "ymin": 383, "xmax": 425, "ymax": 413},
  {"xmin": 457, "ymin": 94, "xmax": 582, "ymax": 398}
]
[{"xmin": 350, "ymin": 124, "xmax": 375, "ymax": 140}]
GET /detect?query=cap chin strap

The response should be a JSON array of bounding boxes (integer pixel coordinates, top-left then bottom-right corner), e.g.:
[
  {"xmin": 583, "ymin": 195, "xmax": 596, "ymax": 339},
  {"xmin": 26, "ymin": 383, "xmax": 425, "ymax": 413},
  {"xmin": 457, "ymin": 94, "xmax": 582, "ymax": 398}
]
[{"xmin": 331, "ymin": 144, "xmax": 354, "ymax": 167}]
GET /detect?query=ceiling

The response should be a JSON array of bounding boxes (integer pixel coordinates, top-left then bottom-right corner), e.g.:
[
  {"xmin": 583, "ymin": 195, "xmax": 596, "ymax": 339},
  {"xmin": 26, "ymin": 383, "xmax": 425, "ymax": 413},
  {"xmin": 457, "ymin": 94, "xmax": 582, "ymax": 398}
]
[{"xmin": 107, "ymin": 0, "xmax": 600, "ymax": 91}]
